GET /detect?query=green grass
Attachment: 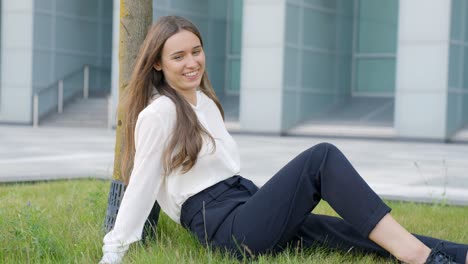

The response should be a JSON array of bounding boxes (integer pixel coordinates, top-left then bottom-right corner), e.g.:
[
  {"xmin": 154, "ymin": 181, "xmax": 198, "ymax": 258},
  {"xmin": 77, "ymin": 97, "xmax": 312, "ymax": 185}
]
[{"xmin": 0, "ymin": 180, "xmax": 466, "ymax": 264}]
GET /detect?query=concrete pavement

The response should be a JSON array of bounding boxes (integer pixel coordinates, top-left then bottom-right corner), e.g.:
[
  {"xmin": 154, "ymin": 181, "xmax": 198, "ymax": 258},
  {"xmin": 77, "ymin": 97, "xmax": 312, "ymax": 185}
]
[{"xmin": 1, "ymin": 124, "xmax": 468, "ymax": 205}]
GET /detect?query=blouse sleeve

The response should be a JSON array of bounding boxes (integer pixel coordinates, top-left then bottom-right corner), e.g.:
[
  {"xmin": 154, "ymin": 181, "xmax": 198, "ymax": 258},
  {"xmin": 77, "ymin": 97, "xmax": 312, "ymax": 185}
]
[{"xmin": 100, "ymin": 112, "xmax": 167, "ymax": 264}]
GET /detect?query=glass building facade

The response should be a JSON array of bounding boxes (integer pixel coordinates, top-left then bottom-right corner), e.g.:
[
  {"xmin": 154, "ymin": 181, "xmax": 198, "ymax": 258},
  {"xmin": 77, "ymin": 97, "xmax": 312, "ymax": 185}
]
[
  {"xmin": 1, "ymin": 0, "xmax": 468, "ymax": 141},
  {"xmin": 448, "ymin": 0, "xmax": 468, "ymax": 135},
  {"xmin": 237, "ymin": 0, "xmax": 468, "ymax": 141},
  {"xmin": 0, "ymin": 0, "xmax": 112, "ymax": 122}
]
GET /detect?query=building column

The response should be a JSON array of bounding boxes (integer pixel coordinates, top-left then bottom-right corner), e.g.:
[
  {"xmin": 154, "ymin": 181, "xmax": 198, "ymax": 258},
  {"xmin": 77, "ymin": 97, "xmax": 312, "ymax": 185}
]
[
  {"xmin": 239, "ymin": 0, "xmax": 286, "ymax": 134},
  {"xmin": 0, "ymin": 0, "xmax": 34, "ymax": 123},
  {"xmin": 394, "ymin": 0, "xmax": 452, "ymax": 140}
]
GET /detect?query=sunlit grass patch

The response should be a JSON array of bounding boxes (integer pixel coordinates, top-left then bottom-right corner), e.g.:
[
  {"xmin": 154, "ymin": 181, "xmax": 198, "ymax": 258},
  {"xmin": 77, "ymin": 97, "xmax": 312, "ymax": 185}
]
[{"xmin": 0, "ymin": 180, "xmax": 466, "ymax": 263}]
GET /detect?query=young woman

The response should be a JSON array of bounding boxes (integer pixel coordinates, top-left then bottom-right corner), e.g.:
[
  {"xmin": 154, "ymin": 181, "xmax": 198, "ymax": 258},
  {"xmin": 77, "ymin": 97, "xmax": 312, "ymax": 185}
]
[{"xmin": 100, "ymin": 16, "xmax": 468, "ymax": 264}]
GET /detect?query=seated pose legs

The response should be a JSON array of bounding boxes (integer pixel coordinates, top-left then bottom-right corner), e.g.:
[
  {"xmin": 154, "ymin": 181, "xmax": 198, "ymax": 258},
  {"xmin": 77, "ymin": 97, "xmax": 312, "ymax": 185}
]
[{"xmin": 181, "ymin": 143, "xmax": 468, "ymax": 263}]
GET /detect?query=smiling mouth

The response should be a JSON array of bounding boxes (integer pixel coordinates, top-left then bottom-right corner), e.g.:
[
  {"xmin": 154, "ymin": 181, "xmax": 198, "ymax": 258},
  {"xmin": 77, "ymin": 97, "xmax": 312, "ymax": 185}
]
[{"xmin": 183, "ymin": 70, "xmax": 199, "ymax": 77}]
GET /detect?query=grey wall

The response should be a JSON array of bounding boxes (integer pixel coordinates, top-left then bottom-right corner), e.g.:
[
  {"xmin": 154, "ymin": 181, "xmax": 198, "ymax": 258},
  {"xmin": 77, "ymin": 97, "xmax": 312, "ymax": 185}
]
[
  {"xmin": 0, "ymin": 1, "xmax": 2, "ymax": 108},
  {"xmin": 33, "ymin": 0, "xmax": 112, "ymax": 117},
  {"xmin": 282, "ymin": 0, "xmax": 353, "ymax": 130},
  {"xmin": 239, "ymin": 0, "xmax": 287, "ymax": 133},
  {"xmin": 0, "ymin": 1, "xmax": 34, "ymax": 123},
  {"xmin": 394, "ymin": 0, "xmax": 452, "ymax": 140}
]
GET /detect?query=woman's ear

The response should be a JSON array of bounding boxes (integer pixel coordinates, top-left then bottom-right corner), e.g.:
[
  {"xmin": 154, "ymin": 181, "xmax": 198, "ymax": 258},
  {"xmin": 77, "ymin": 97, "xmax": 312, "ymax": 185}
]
[{"xmin": 154, "ymin": 62, "xmax": 162, "ymax": 71}]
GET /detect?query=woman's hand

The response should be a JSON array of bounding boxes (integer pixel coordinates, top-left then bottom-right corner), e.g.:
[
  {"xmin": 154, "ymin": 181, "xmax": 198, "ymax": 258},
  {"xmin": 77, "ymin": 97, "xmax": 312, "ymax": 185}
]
[{"xmin": 99, "ymin": 252, "xmax": 124, "ymax": 264}]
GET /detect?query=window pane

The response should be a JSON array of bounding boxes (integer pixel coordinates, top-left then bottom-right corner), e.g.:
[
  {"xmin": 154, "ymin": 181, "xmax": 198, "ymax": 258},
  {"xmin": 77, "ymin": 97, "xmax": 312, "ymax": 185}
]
[
  {"xmin": 359, "ymin": 0, "xmax": 398, "ymax": 21},
  {"xmin": 463, "ymin": 94, "xmax": 468, "ymax": 123},
  {"xmin": 449, "ymin": 44, "xmax": 461, "ymax": 88},
  {"xmin": 451, "ymin": 0, "xmax": 464, "ymax": 41},
  {"xmin": 286, "ymin": 4, "xmax": 300, "ymax": 45},
  {"xmin": 465, "ymin": 0, "xmax": 468, "ymax": 42},
  {"xmin": 210, "ymin": 0, "xmax": 227, "ymax": 19},
  {"xmin": 207, "ymin": 57, "xmax": 225, "ymax": 94},
  {"xmin": 463, "ymin": 46, "xmax": 468, "ymax": 89},
  {"xmin": 229, "ymin": 0, "xmax": 243, "ymax": 54},
  {"xmin": 337, "ymin": 8, "xmax": 354, "ymax": 53},
  {"xmin": 301, "ymin": 50, "xmax": 335, "ymax": 91},
  {"xmin": 227, "ymin": 59, "xmax": 240, "ymax": 93},
  {"xmin": 303, "ymin": 8, "xmax": 336, "ymax": 50},
  {"xmin": 356, "ymin": 59, "xmax": 395, "ymax": 93},
  {"xmin": 171, "ymin": 0, "xmax": 210, "ymax": 13},
  {"xmin": 206, "ymin": 21, "xmax": 226, "ymax": 56},
  {"xmin": 447, "ymin": 92, "xmax": 462, "ymax": 133},
  {"xmin": 285, "ymin": 47, "xmax": 299, "ymax": 87},
  {"xmin": 304, "ymin": 0, "xmax": 337, "ymax": 9},
  {"xmin": 358, "ymin": 0, "xmax": 398, "ymax": 53},
  {"xmin": 358, "ymin": 20, "xmax": 397, "ymax": 53},
  {"xmin": 337, "ymin": 56, "xmax": 351, "ymax": 94}
]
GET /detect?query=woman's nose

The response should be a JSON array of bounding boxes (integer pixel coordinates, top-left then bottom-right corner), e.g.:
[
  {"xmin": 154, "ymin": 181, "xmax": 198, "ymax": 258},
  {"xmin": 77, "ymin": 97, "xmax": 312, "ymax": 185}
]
[{"xmin": 186, "ymin": 55, "xmax": 198, "ymax": 67}]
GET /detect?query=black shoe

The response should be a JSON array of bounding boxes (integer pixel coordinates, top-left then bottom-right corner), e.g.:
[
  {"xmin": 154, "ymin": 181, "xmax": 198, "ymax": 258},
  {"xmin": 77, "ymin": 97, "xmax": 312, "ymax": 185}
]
[{"xmin": 425, "ymin": 242, "xmax": 459, "ymax": 264}]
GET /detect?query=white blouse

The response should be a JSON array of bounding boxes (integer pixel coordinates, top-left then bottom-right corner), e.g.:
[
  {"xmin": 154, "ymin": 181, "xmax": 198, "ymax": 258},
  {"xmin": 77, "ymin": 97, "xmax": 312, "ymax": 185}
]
[{"xmin": 100, "ymin": 91, "xmax": 241, "ymax": 263}]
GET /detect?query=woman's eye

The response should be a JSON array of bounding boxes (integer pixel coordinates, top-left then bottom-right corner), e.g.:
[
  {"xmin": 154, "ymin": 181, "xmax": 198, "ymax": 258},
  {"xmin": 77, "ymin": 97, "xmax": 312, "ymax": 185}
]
[
  {"xmin": 193, "ymin": 50, "xmax": 201, "ymax": 55},
  {"xmin": 173, "ymin": 55, "xmax": 183, "ymax": 60}
]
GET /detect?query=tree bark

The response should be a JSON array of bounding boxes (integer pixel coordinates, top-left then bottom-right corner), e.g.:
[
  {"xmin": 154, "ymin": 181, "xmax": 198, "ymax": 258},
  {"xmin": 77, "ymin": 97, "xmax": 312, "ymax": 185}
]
[
  {"xmin": 113, "ymin": 0, "xmax": 153, "ymax": 181},
  {"xmin": 104, "ymin": 0, "xmax": 154, "ymax": 234}
]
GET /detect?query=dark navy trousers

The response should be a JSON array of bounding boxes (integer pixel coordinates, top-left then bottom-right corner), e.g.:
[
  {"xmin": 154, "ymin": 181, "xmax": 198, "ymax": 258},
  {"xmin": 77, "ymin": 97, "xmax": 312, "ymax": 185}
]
[{"xmin": 180, "ymin": 143, "xmax": 468, "ymax": 262}]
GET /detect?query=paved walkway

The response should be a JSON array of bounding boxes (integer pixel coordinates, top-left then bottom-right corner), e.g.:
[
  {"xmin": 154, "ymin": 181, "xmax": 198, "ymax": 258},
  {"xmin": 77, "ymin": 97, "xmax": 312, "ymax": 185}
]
[{"xmin": 1, "ymin": 125, "xmax": 468, "ymax": 205}]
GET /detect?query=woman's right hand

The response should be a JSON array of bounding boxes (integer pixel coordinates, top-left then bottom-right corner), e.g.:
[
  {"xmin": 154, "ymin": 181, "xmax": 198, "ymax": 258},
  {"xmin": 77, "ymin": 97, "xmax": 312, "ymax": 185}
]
[{"xmin": 99, "ymin": 252, "xmax": 124, "ymax": 264}]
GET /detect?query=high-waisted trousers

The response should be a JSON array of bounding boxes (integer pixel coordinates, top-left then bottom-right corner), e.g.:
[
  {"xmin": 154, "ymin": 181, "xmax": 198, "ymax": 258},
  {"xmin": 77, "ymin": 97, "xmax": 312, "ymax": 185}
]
[{"xmin": 180, "ymin": 143, "xmax": 468, "ymax": 262}]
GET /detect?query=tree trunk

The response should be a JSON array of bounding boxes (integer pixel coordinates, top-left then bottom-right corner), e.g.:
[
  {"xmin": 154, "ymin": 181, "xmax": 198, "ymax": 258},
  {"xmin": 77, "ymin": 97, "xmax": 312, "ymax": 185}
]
[
  {"xmin": 104, "ymin": 0, "xmax": 158, "ymax": 235},
  {"xmin": 113, "ymin": 0, "xmax": 153, "ymax": 182}
]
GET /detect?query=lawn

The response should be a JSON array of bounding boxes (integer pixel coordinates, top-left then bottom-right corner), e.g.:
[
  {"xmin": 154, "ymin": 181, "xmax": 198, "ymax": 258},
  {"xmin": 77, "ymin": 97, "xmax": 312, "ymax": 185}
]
[{"xmin": 0, "ymin": 179, "xmax": 466, "ymax": 264}]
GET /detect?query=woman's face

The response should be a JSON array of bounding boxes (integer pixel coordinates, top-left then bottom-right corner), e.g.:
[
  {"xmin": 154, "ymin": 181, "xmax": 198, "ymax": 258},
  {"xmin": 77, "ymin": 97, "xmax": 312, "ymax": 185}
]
[{"xmin": 155, "ymin": 30, "xmax": 205, "ymax": 94}]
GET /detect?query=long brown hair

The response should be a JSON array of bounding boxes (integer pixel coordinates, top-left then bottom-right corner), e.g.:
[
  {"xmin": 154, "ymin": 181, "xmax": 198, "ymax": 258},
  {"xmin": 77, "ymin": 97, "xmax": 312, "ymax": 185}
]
[{"xmin": 121, "ymin": 16, "xmax": 224, "ymax": 183}]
